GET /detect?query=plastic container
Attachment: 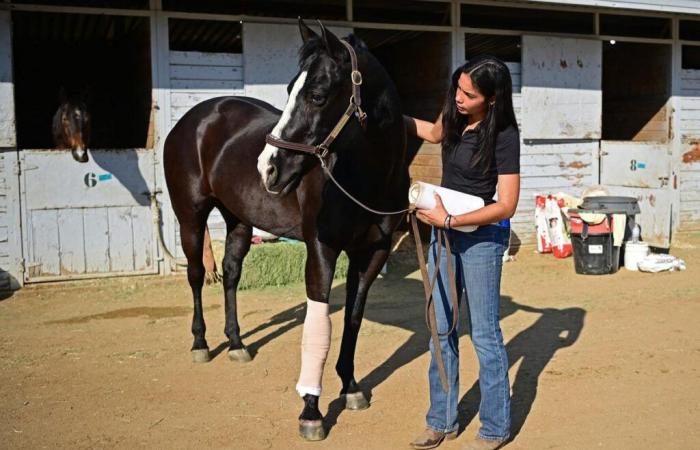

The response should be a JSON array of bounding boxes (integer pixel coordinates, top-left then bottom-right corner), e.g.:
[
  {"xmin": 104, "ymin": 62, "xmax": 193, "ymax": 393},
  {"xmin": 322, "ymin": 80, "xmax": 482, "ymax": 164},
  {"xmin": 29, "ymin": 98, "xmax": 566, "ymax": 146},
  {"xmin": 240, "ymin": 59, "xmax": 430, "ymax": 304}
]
[
  {"xmin": 569, "ymin": 213, "xmax": 620, "ymax": 275},
  {"xmin": 623, "ymin": 241, "xmax": 650, "ymax": 271}
]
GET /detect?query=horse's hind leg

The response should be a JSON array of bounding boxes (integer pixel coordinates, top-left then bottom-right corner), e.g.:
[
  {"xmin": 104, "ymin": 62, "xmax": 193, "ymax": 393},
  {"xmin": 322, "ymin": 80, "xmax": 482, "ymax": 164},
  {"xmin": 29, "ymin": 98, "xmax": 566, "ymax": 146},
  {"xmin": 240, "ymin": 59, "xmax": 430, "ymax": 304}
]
[
  {"xmin": 336, "ymin": 243, "xmax": 391, "ymax": 410},
  {"xmin": 179, "ymin": 207, "xmax": 213, "ymax": 363},
  {"xmin": 222, "ymin": 220, "xmax": 253, "ymax": 362}
]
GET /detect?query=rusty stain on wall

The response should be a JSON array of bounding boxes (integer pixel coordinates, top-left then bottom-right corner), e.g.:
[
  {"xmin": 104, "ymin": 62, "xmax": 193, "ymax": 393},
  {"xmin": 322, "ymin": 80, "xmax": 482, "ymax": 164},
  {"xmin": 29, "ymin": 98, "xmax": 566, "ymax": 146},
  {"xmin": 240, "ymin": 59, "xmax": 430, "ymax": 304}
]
[
  {"xmin": 682, "ymin": 144, "xmax": 700, "ymax": 163},
  {"xmin": 559, "ymin": 161, "xmax": 590, "ymax": 169}
]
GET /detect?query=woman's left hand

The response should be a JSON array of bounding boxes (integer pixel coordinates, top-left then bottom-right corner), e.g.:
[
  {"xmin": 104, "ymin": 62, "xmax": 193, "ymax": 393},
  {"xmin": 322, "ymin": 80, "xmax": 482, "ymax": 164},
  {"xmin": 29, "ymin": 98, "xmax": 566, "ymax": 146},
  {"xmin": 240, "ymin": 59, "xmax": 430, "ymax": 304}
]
[{"xmin": 416, "ymin": 193, "xmax": 449, "ymax": 228}]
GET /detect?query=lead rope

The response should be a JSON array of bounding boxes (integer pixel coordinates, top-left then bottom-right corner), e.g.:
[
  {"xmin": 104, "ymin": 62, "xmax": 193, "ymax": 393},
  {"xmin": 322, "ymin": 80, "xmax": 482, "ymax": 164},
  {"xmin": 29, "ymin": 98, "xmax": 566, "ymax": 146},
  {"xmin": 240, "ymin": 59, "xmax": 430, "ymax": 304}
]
[{"xmin": 410, "ymin": 213, "xmax": 460, "ymax": 392}]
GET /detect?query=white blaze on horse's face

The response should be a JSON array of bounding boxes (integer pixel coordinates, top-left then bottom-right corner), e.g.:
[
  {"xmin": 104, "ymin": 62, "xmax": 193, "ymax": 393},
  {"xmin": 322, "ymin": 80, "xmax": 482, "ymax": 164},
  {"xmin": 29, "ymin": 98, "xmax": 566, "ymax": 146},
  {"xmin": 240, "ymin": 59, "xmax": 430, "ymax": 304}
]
[{"xmin": 257, "ymin": 71, "xmax": 308, "ymax": 189}]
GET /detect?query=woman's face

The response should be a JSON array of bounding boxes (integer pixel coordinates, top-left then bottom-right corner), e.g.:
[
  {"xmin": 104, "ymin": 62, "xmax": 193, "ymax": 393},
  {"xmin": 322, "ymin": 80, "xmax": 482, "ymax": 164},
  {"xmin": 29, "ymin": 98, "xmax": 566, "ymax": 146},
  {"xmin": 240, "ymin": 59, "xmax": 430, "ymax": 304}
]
[{"xmin": 455, "ymin": 72, "xmax": 488, "ymax": 117}]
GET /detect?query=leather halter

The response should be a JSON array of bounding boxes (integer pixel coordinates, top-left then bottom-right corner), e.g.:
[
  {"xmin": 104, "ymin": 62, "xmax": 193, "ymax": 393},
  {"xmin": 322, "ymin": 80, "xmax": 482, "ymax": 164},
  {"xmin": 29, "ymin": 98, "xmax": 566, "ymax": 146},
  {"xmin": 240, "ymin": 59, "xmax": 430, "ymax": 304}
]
[{"xmin": 265, "ymin": 39, "xmax": 367, "ymax": 160}]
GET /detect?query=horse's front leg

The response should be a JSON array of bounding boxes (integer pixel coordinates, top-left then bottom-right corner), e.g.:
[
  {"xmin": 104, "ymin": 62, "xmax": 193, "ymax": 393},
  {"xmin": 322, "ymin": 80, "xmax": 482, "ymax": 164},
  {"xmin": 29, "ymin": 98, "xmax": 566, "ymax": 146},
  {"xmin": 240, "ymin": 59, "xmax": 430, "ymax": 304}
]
[
  {"xmin": 297, "ymin": 240, "xmax": 339, "ymax": 441},
  {"xmin": 336, "ymin": 243, "xmax": 390, "ymax": 411}
]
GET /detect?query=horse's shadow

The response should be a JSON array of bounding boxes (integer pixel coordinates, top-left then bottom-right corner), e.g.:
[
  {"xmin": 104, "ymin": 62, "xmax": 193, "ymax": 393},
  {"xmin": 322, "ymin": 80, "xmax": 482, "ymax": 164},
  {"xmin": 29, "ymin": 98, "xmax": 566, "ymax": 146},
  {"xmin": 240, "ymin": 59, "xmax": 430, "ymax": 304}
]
[
  {"xmin": 90, "ymin": 149, "xmax": 152, "ymax": 206},
  {"xmin": 232, "ymin": 258, "xmax": 585, "ymax": 440}
]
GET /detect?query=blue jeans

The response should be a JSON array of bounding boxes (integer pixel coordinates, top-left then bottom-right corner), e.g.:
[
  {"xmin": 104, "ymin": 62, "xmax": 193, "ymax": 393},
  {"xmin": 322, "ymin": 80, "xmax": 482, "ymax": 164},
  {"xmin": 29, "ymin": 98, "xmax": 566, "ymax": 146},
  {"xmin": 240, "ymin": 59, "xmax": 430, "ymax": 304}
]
[{"xmin": 425, "ymin": 225, "xmax": 511, "ymax": 441}]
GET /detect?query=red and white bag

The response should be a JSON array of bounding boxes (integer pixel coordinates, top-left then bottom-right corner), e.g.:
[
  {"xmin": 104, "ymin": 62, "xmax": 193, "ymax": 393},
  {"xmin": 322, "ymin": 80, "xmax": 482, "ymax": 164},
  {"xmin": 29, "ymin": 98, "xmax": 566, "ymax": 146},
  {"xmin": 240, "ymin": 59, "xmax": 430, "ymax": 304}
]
[
  {"xmin": 535, "ymin": 195, "xmax": 552, "ymax": 253},
  {"xmin": 544, "ymin": 196, "xmax": 572, "ymax": 258}
]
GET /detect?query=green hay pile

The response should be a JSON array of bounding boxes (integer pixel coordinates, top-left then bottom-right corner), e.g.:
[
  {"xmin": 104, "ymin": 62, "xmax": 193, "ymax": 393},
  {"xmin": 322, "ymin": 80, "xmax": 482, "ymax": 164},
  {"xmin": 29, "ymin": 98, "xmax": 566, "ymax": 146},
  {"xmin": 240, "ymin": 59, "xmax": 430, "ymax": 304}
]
[{"xmin": 212, "ymin": 240, "xmax": 349, "ymax": 290}]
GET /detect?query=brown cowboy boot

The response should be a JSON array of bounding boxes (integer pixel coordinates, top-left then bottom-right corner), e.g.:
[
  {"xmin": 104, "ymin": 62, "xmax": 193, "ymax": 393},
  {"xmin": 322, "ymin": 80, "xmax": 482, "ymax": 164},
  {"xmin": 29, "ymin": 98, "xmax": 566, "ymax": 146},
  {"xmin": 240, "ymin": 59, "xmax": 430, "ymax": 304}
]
[
  {"xmin": 461, "ymin": 436, "xmax": 507, "ymax": 450},
  {"xmin": 409, "ymin": 428, "xmax": 458, "ymax": 449}
]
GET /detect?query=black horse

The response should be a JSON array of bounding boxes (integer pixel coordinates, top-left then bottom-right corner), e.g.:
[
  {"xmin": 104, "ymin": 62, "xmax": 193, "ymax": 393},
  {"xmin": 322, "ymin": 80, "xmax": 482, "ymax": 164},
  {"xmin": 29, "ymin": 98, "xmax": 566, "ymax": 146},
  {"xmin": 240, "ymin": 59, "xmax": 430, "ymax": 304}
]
[
  {"xmin": 52, "ymin": 87, "xmax": 91, "ymax": 163},
  {"xmin": 164, "ymin": 20, "xmax": 409, "ymax": 440}
]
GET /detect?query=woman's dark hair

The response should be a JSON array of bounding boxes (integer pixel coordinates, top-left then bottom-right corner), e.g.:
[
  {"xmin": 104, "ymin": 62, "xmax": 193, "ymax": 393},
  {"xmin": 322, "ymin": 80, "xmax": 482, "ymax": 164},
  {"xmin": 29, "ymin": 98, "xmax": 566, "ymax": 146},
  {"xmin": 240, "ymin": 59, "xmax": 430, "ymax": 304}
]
[{"xmin": 441, "ymin": 55, "xmax": 518, "ymax": 173}]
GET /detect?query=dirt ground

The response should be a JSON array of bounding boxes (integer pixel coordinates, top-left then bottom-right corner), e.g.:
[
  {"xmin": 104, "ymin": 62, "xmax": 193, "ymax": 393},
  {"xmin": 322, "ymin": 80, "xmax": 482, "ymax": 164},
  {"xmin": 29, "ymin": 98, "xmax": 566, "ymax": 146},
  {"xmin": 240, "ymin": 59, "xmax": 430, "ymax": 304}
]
[{"xmin": 2, "ymin": 232, "xmax": 700, "ymax": 450}]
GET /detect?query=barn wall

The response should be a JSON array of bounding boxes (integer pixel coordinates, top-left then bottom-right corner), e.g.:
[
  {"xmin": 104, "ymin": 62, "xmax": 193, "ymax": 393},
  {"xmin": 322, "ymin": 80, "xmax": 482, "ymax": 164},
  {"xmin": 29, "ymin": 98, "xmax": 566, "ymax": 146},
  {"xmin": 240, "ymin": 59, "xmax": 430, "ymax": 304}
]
[
  {"xmin": 527, "ymin": 0, "xmax": 700, "ymax": 15},
  {"xmin": 0, "ymin": 11, "xmax": 21, "ymax": 291},
  {"xmin": 679, "ymin": 69, "xmax": 700, "ymax": 230},
  {"xmin": 0, "ymin": 11, "xmax": 15, "ymax": 148},
  {"xmin": 167, "ymin": 49, "xmax": 244, "ymax": 242},
  {"xmin": 0, "ymin": 149, "xmax": 22, "ymax": 291},
  {"xmin": 242, "ymin": 23, "xmax": 352, "ymax": 110}
]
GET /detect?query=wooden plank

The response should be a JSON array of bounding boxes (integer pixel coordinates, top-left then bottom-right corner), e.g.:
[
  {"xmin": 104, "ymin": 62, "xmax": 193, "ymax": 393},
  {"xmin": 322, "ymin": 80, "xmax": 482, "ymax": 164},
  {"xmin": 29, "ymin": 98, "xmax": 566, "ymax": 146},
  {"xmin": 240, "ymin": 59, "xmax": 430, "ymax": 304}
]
[
  {"xmin": 169, "ymin": 51, "xmax": 242, "ymax": 67},
  {"xmin": 170, "ymin": 79, "xmax": 244, "ymax": 90},
  {"xmin": 130, "ymin": 206, "xmax": 153, "ymax": 272},
  {"xmin": 30, "ymin": 210, "xmax": 60, "ymax": 276},
  {"xmin": 520, "ymin": 175, "xmax": 589, "ymax": 189},
  {"xmin": 521, "ymin": 163, "xmax": 591, "ymax": 178},
  {"xmin": 108, "ymin": 207, "xmax": 135, "ymax": 272},
  {"xmin": 409, "ymin": 165, "xmax": 443, "ymax": 178},
  {"xmin": 170, "ymin": 65, "xmax": 243, "ymax": 81},
  {"xmin": 411, "ymin": 154, "xmax": 442, "ymax": 166},
  {"xmin": 680, "ymin": 190, "xmax": 700, "ymax": 202},
  {"xmin": 57, "ymin": 209, "xmax": 86, "ymax": 275},
  {"xmin": 521, "ymin": 142, "xmax": 597, "ymax": 156},
  {"xmin": 83, "ymin": 208, "xmax": 110, "ymax": 273},
  {"xmin": 679, "ymin": 97, "xmax": 700, "ymax": 110},
  {"xmin": 520, "ymin": 153, "xmax": 592, "ymax": 167}
]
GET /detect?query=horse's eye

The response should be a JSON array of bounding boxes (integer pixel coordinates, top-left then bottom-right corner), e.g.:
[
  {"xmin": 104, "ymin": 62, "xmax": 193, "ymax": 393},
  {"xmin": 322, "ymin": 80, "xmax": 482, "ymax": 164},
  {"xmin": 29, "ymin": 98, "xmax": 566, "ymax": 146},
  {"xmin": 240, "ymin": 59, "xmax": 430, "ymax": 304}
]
[{"xmin": 310, "ymin": 94, "xmax": 326, "ymax": 106}]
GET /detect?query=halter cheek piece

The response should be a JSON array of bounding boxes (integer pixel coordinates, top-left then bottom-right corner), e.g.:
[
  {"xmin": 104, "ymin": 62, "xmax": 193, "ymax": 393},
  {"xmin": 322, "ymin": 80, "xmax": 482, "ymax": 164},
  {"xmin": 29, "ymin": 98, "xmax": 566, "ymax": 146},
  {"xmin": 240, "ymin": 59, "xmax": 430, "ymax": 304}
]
[{"xmin": 265, "ymin": 39, "xmax": 367, "ymax": 161}]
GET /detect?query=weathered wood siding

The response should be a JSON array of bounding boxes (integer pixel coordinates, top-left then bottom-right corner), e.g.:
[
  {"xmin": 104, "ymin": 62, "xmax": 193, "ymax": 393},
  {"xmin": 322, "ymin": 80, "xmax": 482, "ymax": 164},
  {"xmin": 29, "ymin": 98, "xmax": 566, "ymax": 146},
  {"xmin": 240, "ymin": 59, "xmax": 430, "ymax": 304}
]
[
  {"xmin": 20, "ymin": 150, "xmax": 157, "ymax": 281},
  {"xmin": 679, "ymin": 69, "xmax": 700, "ymax": 230},
  {"xmin": 168, "ymin": 50, "xmax": 244, "ymax": 242},
  {"xmin": 522, "ymin": 35, "xmax": 602, "ymax": 140},
  {"xmin": 0, "ymin": 11, "xmax": 15, "ymax": 147},
  {"xmin": 512, "ymin": 141, "xmax": 596, "ymax": 244},
  {"xmin": 169, "ymin": 51, "xmax": 244, "ymax": 127},
  {"xmin": 0, "ymin": 11, "xmax": 21, "ymax": 290},
  {"xmin": 0, "ymin": 149, "xmax": 22, "ymax": 290}
]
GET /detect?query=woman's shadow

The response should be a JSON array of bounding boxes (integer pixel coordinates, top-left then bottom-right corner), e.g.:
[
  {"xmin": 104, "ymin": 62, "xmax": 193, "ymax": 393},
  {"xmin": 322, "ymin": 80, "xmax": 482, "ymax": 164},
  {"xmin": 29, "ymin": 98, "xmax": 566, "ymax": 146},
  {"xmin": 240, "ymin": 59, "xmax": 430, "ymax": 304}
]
[
  {"xmin": 230, "ymin": 257, "xmax": 585, "ymax": 439},
  {"xmin": 456, "ymin": 298, "xmax": 586, "ymax": 441}
]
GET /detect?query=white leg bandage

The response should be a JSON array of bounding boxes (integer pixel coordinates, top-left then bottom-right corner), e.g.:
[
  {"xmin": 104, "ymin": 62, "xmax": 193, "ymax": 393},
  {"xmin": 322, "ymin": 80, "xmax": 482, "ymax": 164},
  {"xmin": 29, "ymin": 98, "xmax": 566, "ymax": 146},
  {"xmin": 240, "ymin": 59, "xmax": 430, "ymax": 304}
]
[{"xmin": 296, "ymin": 298, "xmax": 332, "ymax": 397}]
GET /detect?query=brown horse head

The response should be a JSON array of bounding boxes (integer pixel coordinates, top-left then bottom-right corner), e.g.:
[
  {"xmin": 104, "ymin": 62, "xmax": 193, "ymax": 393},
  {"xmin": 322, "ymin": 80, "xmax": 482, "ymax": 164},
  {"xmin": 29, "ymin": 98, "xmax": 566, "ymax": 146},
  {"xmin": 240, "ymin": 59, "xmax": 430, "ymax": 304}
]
[{"xmin": 53, "ymin": 88, "xmax": 91, "ymax": 163}]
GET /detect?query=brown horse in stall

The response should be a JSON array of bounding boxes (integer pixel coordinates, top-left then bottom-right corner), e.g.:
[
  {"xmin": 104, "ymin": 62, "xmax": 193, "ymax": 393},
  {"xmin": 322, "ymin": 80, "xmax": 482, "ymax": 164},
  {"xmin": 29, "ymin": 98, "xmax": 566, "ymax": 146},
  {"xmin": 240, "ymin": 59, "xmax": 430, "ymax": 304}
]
[{"xmin": 52, "ymin": 88, "xmax": 91, "ymax": 163}]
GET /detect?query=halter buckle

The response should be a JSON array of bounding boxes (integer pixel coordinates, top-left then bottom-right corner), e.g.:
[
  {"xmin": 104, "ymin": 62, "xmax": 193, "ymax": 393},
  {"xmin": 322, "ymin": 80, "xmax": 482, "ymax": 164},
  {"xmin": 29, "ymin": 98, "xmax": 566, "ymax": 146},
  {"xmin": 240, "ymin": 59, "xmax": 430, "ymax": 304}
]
[
  {"xmin": 317, "ymin": 144, "xmax": 330, "ymax": 159},
  {"xmin": 351, "ymin": 70, "xmax": 363, "ymax": 86}
]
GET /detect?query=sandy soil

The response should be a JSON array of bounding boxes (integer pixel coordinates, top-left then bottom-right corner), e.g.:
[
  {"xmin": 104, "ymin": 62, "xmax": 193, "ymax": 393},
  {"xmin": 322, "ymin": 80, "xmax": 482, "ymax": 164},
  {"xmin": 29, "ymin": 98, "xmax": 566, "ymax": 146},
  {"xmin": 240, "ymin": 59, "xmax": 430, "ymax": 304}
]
[{"xmin": 1, "ymin": 232, "xmax": 699, "ymax": 450}]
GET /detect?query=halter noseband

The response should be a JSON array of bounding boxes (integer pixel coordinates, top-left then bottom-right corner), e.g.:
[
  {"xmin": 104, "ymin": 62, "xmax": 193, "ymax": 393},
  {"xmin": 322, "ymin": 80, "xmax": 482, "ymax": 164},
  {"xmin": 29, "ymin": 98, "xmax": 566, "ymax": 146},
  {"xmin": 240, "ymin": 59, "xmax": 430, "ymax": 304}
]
[{"xmin": 265, "ymin": 39, "xmax": 367, "ymax": 160}]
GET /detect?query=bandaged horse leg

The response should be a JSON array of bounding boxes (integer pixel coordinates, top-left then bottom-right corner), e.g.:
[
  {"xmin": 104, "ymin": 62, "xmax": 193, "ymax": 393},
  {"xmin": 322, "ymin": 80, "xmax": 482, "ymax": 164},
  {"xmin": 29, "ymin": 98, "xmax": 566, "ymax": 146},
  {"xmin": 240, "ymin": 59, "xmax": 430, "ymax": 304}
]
[
  {"xmin": 297, "ymin": 298, "xmax": 332, "ymax": 441},
  {"xmin": 297, "ymin": 298, "xmax": 332, "ymax": 396}
]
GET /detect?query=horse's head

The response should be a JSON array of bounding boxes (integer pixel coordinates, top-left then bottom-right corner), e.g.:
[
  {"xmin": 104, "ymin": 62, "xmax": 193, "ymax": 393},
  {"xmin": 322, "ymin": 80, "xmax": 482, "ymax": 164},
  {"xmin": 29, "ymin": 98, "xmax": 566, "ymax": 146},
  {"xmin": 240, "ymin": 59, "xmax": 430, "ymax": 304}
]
[
  {"xmin": 53, "ymin": 88, "xmax": 91, "ymax": 163},
  {"xmin": 257, "ymin": 19, "xmax": 363, "ymax": 195}
]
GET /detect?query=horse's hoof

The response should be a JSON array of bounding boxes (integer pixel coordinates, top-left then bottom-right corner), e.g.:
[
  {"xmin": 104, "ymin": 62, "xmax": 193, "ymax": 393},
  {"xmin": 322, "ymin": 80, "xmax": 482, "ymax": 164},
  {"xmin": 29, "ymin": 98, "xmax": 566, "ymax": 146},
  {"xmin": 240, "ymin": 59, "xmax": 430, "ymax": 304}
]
[
  {"xmin": 343, "ymin": 391, "xmax": 369, "ymax": 410},
  {"xmin": 299, "ymin": 419, "xmax": 326, "ymax": 441},
  {"xmin": 228, "ymin": 348, "xmax": 252, "ymax": 363},
  {"xmin": 191, "ymin": 348, "xmax": 210, "ymax": 363}
]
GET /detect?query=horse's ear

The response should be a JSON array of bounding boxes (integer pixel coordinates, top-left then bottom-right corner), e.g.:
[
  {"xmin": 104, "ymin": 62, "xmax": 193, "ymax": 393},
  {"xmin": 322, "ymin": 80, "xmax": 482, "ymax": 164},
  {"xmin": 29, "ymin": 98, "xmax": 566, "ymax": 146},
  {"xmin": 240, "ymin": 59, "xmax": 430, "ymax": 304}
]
[
  {"xmin": 298, "ymin": 17, "xmax": 318, "ymax": 43},
  {"xmin": 58, "ymin": 86, "xmax": 67, "ymax": 104},
  {"xmin": 318, "ymin": 20, "xmax": 345, "ymax": 59}
]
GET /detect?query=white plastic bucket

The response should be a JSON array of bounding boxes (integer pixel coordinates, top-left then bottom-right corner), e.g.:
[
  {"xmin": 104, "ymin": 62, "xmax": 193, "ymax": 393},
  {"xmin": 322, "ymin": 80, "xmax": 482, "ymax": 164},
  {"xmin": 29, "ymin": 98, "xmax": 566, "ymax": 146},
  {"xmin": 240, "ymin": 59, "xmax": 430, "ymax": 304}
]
[{"xmin": 624, "ymin": 242, "xmax": 650, "ymax": 271}]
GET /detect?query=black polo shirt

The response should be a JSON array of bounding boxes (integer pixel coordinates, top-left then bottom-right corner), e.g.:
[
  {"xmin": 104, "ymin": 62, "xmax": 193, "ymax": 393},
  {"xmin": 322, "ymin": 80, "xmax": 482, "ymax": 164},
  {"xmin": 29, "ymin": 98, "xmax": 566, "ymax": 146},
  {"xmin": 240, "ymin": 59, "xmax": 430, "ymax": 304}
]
[{"xmin": 441, "ymin": 125, "xmax": 520, "ymax": 205}]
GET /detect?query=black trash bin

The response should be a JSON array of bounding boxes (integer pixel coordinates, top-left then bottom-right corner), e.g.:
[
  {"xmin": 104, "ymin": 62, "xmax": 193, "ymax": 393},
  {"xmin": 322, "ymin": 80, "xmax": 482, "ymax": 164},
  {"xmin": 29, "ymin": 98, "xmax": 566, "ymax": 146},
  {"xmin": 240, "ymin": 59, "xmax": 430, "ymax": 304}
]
[
  {"xmin": 569, "ymin": 196, "xmax": 640, "ymax": 275},
  {"xmin": 570, "ymin": 213, "xmax": 620, "ymax": 275}
]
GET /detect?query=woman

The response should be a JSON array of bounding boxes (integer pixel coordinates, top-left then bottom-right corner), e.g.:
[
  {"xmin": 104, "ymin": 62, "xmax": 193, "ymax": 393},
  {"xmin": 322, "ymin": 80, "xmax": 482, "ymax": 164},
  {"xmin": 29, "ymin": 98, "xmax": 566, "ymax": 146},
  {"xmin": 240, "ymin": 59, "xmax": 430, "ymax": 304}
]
[{"xmin": 405, "ymin": 56, "xmax": 520, "ymax": 450}]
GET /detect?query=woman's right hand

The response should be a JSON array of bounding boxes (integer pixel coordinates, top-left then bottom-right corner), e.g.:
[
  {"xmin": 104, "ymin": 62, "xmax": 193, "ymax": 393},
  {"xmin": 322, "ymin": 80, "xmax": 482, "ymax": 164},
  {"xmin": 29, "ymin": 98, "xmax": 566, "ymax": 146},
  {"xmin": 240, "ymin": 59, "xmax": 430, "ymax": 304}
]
[{"xmin": 404, "ymin": 113, "xmax": 443, "ymax": 144}]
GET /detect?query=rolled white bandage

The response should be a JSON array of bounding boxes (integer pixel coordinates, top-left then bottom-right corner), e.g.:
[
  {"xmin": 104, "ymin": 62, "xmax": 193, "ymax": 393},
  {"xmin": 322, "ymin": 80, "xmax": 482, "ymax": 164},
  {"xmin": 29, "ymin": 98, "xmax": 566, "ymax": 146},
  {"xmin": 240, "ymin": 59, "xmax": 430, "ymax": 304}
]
[{"xmin": 296, "ymin": 298, "xmax": 332, "ymax": 397}]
